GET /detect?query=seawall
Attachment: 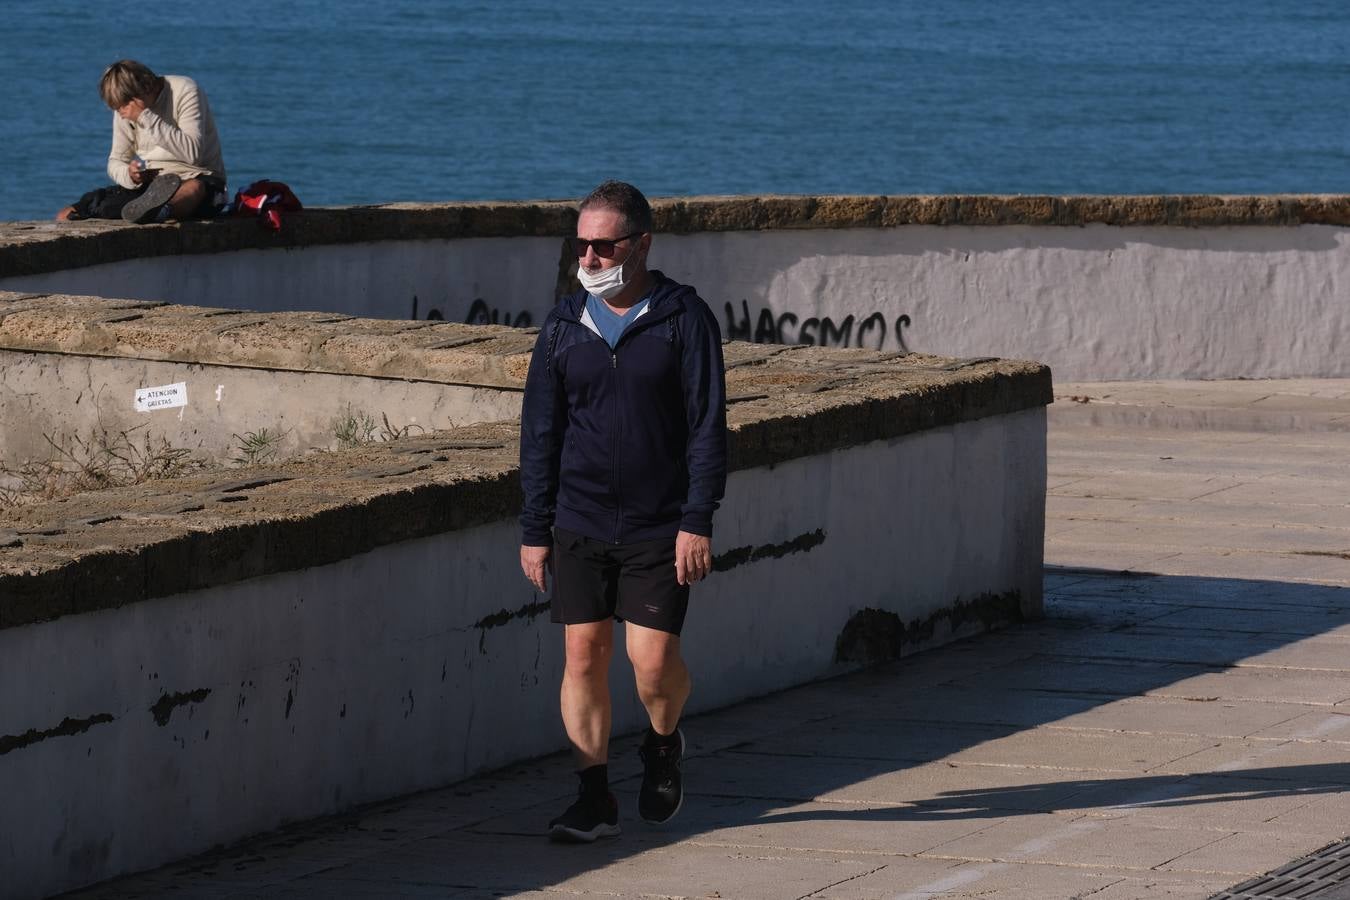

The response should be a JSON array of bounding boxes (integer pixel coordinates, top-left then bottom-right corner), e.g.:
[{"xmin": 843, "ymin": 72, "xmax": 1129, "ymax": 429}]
[{"xmin": 3, "ymin": 194, "xmax": 1349, "ymax": 380}]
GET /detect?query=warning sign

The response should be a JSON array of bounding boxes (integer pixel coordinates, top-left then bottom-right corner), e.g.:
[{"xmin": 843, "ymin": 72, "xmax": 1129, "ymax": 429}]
[{"xmin": 134, "ymin": 382, "xmax": 188, "ymax": 412}]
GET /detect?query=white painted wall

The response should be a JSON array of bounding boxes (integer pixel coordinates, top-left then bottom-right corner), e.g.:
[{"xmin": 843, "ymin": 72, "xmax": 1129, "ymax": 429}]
[
  {"xmin": 0, "ymin": 237, "xmax": 561, "ymax": 322},
  {"xmin": 0, "ymin": 407, "xmax": 1045, "ymax": 899},
  {"xmin": 0, "ymin": 350, "xmax": 522, "ymax": 469},
  {"xmin": 4, "ymin": 225, "xmax": 1347, "ymax": 379}
]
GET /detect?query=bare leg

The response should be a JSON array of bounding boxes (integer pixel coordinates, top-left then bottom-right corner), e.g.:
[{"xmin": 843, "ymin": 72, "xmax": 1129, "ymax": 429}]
[
  {"xmin": 560, "ymin": 620, "xmax": 614, "ymax": 767},
  {"xmin": 166, "ymin": 178, "xmax": 207, "ymax": 220},
  {"xmin": 626, "ymin": 622, "xmax": 690, "ymax": 735}
]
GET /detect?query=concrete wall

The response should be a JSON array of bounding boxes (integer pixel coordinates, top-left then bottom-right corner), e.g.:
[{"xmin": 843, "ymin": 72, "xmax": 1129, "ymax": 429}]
[
  {"xmin": 0, "ymin": 407, "xmax": 1044, "ymax": 900},
  {"xmin": 0, "ymin": 237, "xmax": 561, "ymax": 323},
  {"xmin": 4, "ymin": 223, "xmax": 1348, "ymax": 381},
  {"xmin": 0, "ymin": 349, "xmax": 522, "ymax": 468}
]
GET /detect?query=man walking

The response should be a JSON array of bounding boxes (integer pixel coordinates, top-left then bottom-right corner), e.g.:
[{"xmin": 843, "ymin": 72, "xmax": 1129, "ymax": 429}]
[{"xmin": 519, "ymin": 180, "xmax": 727, "ymax": 842}]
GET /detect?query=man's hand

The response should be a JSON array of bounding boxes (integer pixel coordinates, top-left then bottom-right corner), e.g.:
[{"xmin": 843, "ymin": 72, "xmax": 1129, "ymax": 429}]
[
  {"xmin": 117, "ymin": 97, "xmax": 148, "ymax": 122},
  {"xmin": 675, "ymin": 531, "xmax": 713, "ymax": 585},
  {"xmin": 521, "ymin": 544, "xmax": 551, "ymax": 593},
  {"xmin": 128, "ymin": 162, "xmax": 147, "ymax": 185}
]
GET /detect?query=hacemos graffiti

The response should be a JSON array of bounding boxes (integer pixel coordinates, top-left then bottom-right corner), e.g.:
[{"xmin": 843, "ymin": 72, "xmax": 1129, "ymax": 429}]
[{"xmin": 723, "ymin": 300, "xmax": 912, "ymax": 351}]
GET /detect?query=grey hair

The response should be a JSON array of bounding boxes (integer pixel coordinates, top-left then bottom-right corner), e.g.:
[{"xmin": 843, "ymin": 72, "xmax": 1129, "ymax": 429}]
[{"xmin": 579, "ymin": 180, "xmax": 653, "ymax": 233}]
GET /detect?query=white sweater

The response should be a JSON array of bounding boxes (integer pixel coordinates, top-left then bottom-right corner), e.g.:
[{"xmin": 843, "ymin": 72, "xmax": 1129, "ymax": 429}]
[{"xmin": 107, "ymin": 74, "xmax": 226, "ymax": 189}]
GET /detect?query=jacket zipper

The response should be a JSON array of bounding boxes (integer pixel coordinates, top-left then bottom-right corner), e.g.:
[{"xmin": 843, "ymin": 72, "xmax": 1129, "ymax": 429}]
[
  {"xmin": 558, "ymin": 294, "xmax": 682, "ymax": 545},
  {"xmin": 611, "ymin": 346, "xmax": 622, "ymax": 543}
]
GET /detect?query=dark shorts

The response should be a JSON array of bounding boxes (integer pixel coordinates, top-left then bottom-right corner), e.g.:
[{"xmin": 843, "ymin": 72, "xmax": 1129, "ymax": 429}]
[
  {"xmin": 68, "ymin": 174, "xmax": 226, "ymax": 220},
  {"xmin": 551, "ymin": 527, "xmax": 690, "ymax": 635}
]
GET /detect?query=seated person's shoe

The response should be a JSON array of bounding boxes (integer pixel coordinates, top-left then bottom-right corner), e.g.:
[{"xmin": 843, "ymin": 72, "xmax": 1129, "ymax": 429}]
[
  {"xmin": 638, "ymin": 728, "xmax": 685, "ymax": 824},
  {"xmin": 122, "ymin": 173, "xmax": 182, "ymax": 224},
  {"xmin": 548, "ymin": 789, "xmax": 620, "ymax": 843}
]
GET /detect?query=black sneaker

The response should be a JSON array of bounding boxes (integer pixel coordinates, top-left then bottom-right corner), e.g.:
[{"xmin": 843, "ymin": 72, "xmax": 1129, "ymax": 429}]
[
  {"xmin": 121, "ymin": 173, "xmax": 182, "ymax": 224},
  {"xmin": 548, "ymin": 789, "xmax": 620, "ymax": 843},
  {"xmin": 638, "ymin": 728, "xmax": 685, "ymax": 824}
]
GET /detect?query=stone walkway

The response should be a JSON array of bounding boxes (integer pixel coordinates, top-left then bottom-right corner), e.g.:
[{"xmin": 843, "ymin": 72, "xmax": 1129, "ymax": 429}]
[{"xmin": 64, "ymin": 380, "xmax": 1350, "ymax": 899}]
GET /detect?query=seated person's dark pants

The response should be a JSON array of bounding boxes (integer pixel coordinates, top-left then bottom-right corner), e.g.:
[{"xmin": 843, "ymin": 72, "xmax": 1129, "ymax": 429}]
[{"xmin": 68, "ymin": 174, "xmax": 225, "ymax": 220}]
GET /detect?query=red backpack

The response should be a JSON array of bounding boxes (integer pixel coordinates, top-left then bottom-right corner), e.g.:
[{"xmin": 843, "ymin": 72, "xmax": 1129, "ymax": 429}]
[{"xmin": 233, "ymin": 180, "xmax": 303, "ymax": 231}]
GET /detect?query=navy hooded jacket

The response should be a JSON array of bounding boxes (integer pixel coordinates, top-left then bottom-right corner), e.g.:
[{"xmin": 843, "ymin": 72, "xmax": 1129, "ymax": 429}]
[{"xmin": 519, "ymin": 271, "xmax": 727, "ymax": 547}]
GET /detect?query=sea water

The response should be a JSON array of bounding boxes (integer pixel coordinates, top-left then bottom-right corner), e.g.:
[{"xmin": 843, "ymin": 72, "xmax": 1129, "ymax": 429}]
[{"xmin": 3, "ymin": 0, "xmax": 1349, "ymax": 221}]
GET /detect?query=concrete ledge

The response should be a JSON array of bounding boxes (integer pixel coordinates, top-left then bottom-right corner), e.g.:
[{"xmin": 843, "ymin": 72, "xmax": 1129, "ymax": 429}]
[
  {"xmin": 5, "ymin": 194, "xmax": 1350, "ymax": 279},
  {"xmin": 0, "ymin": 292, "xmax": 538, "ymax": 388}
]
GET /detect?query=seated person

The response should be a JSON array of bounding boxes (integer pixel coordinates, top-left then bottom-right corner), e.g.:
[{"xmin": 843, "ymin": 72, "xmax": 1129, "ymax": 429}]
[{"xmin": 56, "ymin": 60, "xmax": 227, "ymax": 224}]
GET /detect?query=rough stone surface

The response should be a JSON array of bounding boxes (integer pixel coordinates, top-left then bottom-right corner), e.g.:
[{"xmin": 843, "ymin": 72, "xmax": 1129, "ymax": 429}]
[
  {"xmin": 4, "ymin": 194, "xmax": 1350, "ymax": 279},
  {"xmin": 0, "ymin": 292, "xmax": 536, "ymax": 389},
  {"xmin": 0, "ymin": 291, "xmax": 1051, "ymax": 629}
]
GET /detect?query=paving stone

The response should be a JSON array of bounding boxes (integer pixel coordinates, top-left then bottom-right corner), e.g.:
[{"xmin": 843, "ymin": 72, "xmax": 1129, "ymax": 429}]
[
  {"xmin": 1154, "ymin": 738, "xmax": 1350, "ymax": 780},
  {"xmin": 1245, "ymin": 710, "xmax": 1350, "ymax": 742},
  {"xmin": 469, "ymin": 790, "xmax": 758, "ymax": 842},
  {"xmin": 237, "ymin": 882, "xmax": 474, "ymax": 898},
  {"xmin": 728, "ymin": 719, "xmax": 1021, "ymax": 764},
  {"xmin": 1266, "ymin": 790, "xmax": 1350, "ymax": 830},
  {"xmin": 1236, "ymin": 641, "xmax": 1350, "ymax": 670},
  {"xmin": 1160, "ymin": 828, "xmax": 1332, "ymax": 877},
  {"xmin": 1044, "ymin": 696, "xmax": 1311, "ymax": 740},
  {"xmin": 947, "ymin": 729, "xmax": 1219, "ymax": 773},
  {"xmin": 1046, "ymin": 574, "xmax": 1350, "ymax": 610},
  {"xmin": 682, "ymin": 752, "xmax": 1100, "ymax": 815},
  {"xmin": 1002, "ymin": 628, "xmax": 1291, "ymax": 668},
  {"xmin": 1055, "ymin": 521, "xmax": 1350, "ymax": 560},
  {"xmin": 1039, "ymin": 596, "xmax": 1193, "ymax": 628},
  {"xmin": 925, "ymin": 815, "xmax": 1223, "ymax": 870},
  {"xmin": 1060, "ymin": 497, "xmax": 1350, "ymax": 533},
  {"xmin": 677, "ymin": 751, "xmax": 933, "ymax": 805},
  {"xmin": 1197, "ymin": 476, "xmax": 1350, "ymax": 509},
  {"xmin": 814, "ymin": 858, "xmax": 1121, "ymax": 899},
  {"xmin": 1068, "ymin": 772, "xmax": 1334, "ymax": 828},
  {"xmin": 685, "ymin": 806, "xmax": 1004, "ymax": 858},
  {"xmin": 1083, "ymin": 873, "xmax": 1240, "ymax": 899},
  {"xmin": 1048, "ymin": 472, "xmax": 1250, "ymax": 503},
  {"xmin": 1134, "ymin": 551, "xmax": 1350, "ymax": 587},
  {"xmin": 1146, "ymin": 668, "xmax": 1350, "ymax": 705},
  {"xmin": 1044, "ymin": 541, "xmax": 1186, "ymax": 573},
  {"xmin": 806, "ymin": 684, "xmax": 1107, "ymax": 730},
  {"xmin": 67, "ymin": 877, "xmax": 244, "ymax": 899},
  {"xmin": 945, "ymin": 655, "xmax": 1216, "ymax": 698},
  {"xmin": 1144, "ymin": 606, "xmax": 1350, "ymax": 639},
  {"xmin": 311, "ymin": 833, "xmax": 882, "ymax": 900},
  {"xmin": 1049, "ymin": 447, "xmax": 1350, "ymax": 480}
]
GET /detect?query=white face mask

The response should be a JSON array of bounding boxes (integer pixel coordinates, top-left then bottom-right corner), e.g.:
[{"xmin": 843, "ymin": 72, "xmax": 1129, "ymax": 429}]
[{"xmin": 577, "ymin": 242, "xmax": 639, "ymax": 300}]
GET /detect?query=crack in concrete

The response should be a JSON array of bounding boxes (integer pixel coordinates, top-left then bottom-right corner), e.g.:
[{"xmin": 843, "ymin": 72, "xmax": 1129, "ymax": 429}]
[
  {"xmin": 713, "ymin": 529, "xmax": 826, "ymax": 573},
  {"xmin": 796, "ymin": 862, "xmax": 890, "ymax": 899},
  {"xmin": 474, "ymin": 598, "xmax": 551, "ymax": 653},
  {"xmin": 149, "ymin": 687, "xmax": 212, "ymax": 727},
  {"xmin": 0, "ymin": 712, "xmax": 115, "ymax": 756}
]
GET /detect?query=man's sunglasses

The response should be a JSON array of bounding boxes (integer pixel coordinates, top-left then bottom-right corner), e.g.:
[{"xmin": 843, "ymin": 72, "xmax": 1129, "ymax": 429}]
[{"xmin": 568, "ymin": 231, "xmax": 643, "ymax": 259}]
